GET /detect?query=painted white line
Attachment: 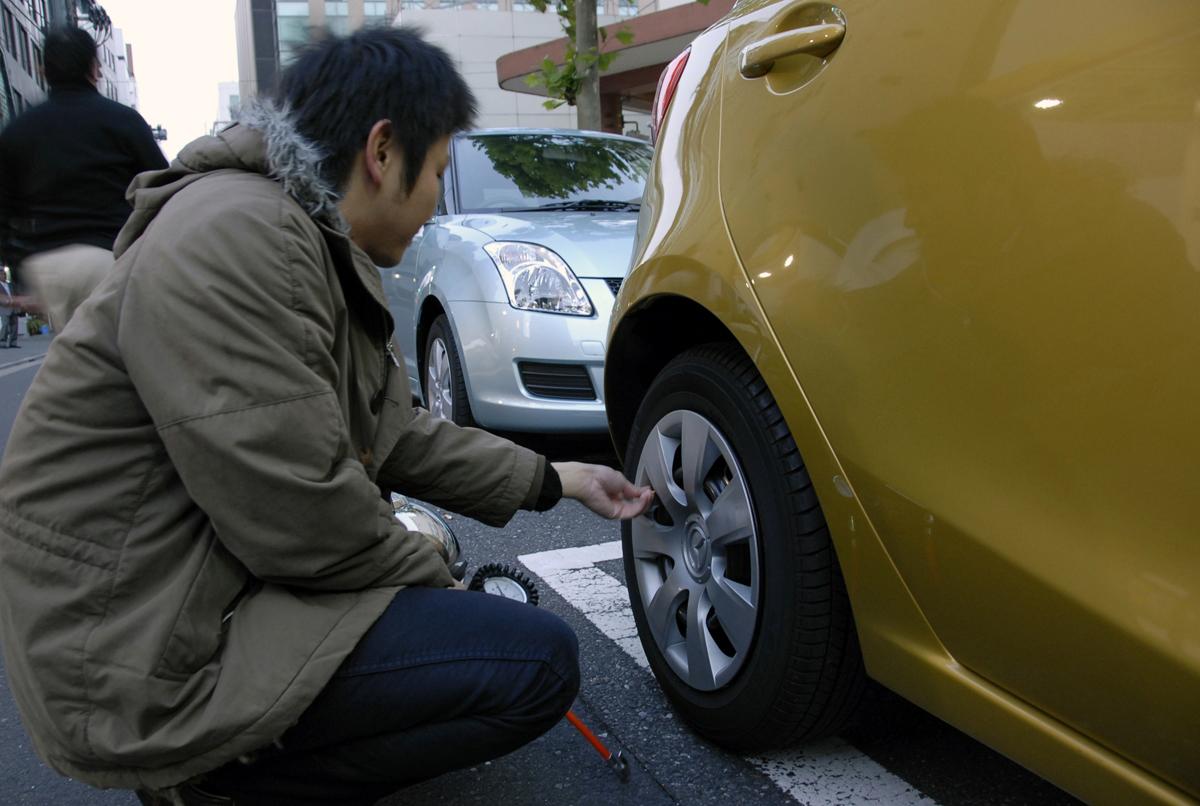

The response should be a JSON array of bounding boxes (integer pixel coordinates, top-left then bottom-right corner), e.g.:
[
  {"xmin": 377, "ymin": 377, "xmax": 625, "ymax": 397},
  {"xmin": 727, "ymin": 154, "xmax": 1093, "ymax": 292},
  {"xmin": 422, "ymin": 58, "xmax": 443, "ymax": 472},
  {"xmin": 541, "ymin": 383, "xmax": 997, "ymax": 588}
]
[
  {"xmin": 753, "ymin": 740, "xmax": 931, "ymax": 805},
  {"xmin": 519, "ymin": 540, "xmax": 934, "ymax": 806},
  {"xmin": 0, "ymin": 356, "xmax": 43, "ymax": 379},
  {"xmin": 520, "ymin": 540, "xmax": 647, "ymax": 670}
]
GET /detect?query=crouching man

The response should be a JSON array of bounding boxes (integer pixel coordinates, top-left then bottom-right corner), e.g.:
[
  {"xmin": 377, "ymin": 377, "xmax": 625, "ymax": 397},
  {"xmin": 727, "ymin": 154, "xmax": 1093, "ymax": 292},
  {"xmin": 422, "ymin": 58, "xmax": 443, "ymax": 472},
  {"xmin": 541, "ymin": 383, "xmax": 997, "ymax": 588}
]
[{"xmin": 0, "ymin": 28, "xmax": 650, "ymax": 806}]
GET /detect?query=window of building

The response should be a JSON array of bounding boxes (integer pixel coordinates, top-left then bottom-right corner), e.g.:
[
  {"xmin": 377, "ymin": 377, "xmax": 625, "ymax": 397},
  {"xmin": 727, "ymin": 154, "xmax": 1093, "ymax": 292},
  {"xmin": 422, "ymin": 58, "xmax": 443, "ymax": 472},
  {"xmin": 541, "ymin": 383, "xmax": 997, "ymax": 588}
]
[
  {"xmin": 13, "ymin": 89, "xmax": 23, "ymax": 113},
  {"xmin": 2, "ymin": 8, "xmax": 16, "ymax": 54},
  {"xmin": 26, "ymin": 0, "xmax": 47, "ymax": 26},
  {"xmin": 363, "ymin": 1, "xmax": 390, "ymax": 22},
  {"xmin": 277, "ymin": 1, "xmax": 311, "ymax": 66},
  {"xmin": 32, "ymin": 44, "xmax": 43, "ymax": 89},
  {"xmin": 324, "ymin": 1, "xmax": 349, "ymax": 36},
  {"xmin": 18, "ymin": 27, "xmax": 31, "ymax": 75}
]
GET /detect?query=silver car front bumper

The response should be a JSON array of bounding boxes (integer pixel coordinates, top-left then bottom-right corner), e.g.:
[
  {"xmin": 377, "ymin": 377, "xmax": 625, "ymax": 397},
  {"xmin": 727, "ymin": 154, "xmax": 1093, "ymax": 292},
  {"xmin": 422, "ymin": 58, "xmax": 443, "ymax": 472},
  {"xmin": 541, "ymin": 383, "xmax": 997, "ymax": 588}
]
[{"xmin": 451, "ymin": 277, "xmax": 616, "ymax": 433}]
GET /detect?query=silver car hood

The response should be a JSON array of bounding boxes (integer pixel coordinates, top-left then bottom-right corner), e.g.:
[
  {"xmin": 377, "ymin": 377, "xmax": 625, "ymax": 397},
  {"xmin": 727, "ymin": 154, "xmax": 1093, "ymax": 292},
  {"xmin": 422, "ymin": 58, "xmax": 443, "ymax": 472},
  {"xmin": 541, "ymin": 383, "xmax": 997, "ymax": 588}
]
[{"xmin": 455, "ymin": 211, "xmax": 638, "ymax": 279}]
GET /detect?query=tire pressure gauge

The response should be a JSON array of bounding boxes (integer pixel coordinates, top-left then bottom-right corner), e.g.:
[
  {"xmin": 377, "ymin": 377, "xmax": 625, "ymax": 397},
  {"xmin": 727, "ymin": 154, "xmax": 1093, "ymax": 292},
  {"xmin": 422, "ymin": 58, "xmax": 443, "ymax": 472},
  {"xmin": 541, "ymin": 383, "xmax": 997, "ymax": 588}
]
[{"xmin": 468, "ymin": 563, "xmax": 540, "ymax": 607}]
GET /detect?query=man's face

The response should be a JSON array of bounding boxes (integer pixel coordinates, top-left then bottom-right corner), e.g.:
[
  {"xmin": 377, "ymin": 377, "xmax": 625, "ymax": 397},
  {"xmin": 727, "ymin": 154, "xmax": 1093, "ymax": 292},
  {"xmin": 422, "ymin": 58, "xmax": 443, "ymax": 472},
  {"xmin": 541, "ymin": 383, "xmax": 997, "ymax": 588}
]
[{"xmin": 373, "ymin": 135, "xmax": 450, "ymax": 266}]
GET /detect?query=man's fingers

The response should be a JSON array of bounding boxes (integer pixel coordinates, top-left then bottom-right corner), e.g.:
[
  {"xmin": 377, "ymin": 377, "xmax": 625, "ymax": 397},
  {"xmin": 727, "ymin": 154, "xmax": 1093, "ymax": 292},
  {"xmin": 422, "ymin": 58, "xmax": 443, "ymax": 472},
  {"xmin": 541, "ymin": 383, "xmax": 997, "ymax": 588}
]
[{"xmin": 611, "ymin": 487, "xmax": 654, "ymax": 519}]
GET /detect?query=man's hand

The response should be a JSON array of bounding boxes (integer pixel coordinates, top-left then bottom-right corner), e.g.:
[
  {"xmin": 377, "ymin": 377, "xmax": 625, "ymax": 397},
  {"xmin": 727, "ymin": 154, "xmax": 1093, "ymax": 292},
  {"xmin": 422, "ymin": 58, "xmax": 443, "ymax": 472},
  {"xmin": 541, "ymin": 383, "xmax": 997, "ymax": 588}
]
[{"xmin": 553, "ymin": 461, "xmax": 653, "ymax": 520}]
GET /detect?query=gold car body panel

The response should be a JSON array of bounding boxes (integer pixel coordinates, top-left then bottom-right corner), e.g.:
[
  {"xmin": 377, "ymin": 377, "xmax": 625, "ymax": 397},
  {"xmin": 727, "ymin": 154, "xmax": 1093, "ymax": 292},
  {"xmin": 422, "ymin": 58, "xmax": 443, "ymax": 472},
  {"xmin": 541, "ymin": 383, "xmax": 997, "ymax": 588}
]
[{"xmin": 611, "ymin": 1, "xmax": 1199, "ymax": 802}]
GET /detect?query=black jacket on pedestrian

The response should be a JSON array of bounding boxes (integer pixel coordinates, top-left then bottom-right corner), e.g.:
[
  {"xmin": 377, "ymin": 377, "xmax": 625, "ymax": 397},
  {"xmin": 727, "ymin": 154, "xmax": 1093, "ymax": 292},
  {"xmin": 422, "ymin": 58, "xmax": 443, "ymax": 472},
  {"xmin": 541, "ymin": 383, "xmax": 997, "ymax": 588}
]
[{"xmin": 0, "ymin": 83, "xmax": 167, "ymax": 274}]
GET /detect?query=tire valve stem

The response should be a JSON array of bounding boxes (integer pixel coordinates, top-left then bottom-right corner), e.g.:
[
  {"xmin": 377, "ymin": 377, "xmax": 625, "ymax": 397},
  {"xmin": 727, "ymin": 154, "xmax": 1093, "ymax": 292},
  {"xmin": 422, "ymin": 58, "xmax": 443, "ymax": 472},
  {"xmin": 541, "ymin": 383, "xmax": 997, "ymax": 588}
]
[{"xmin": 565, "ymin": 709, "xmax": 630, "ymax": 783}]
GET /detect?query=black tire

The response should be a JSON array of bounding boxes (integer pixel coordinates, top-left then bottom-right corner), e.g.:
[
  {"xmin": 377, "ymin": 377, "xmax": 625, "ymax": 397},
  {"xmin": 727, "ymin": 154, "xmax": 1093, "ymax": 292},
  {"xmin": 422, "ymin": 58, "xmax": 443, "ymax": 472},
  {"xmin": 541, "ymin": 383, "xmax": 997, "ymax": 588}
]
[
  {"xmin": 423, "ymin": 315, "xmax": 474, "ymax": 427},
  {"xmin": 622, "ymin": 342, "xmax": 867, "ymax": 751}
]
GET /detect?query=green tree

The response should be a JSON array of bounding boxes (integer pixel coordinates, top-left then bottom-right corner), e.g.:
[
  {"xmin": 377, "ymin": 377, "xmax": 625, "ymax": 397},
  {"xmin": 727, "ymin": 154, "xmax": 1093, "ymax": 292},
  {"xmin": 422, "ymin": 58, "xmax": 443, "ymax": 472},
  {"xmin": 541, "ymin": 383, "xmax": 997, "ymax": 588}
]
[
  {"xmin": 526, "ymin": 0, "xmax": 708, "ymax": 131},
  {"xmin": 524, "ymin": 0, "xmax": 636, "ymax": 131}
]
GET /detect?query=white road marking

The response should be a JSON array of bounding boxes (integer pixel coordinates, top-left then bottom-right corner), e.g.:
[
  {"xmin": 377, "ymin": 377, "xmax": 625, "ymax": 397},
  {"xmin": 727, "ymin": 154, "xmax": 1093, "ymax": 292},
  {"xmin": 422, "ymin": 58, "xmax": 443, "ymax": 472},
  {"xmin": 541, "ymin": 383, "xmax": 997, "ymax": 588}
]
[
  {"xmin": 519, "ymin": 540, "xmax": 648, "ymax": 670},
  {"xmin": 519, "ymin": 540, "xmax": 934, "ymax": 806},
  {"xmin": 0, "ymin": 357, "xmax": 43, "ymax": 379}
]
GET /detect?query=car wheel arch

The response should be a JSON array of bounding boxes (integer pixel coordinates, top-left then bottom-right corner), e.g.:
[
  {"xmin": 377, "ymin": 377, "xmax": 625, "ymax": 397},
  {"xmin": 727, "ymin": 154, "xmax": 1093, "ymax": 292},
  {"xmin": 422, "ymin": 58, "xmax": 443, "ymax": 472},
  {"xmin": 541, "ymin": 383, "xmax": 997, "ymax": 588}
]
[
  {"xmin": 418, "ymin": 296, "xmax": 480, "ymax": 419},
  {"xmin": 606, "ymin": 294, "xmax": 737, "ymax": 457},
  {"xmin": 607, "ymin": 292, "xmax": 950, "ymax": 704},
  {"xmin": 415, "ymin": 296, "xmax": 449, "ymax": 394}
]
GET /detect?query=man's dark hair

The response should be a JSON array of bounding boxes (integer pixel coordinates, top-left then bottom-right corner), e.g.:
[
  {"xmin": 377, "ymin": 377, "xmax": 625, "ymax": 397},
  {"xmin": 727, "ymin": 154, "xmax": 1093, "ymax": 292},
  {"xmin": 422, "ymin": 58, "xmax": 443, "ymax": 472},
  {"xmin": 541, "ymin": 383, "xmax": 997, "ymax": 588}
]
[
  {"xmin": 43, "ymin": 26, "xmax": 98, "ymax": 89},
  {"xmin": 276, "ymin": 27, "xmax": 475, "ymax": 193}
]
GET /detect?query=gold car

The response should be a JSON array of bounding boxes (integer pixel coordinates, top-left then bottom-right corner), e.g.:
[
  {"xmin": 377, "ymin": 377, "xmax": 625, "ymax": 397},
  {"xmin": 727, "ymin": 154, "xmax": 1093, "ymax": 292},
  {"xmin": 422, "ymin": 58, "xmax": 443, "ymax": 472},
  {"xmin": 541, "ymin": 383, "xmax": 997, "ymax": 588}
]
[{"xmin": 604, "ymin": 2, "xmax": 1199, "ymax": 803}]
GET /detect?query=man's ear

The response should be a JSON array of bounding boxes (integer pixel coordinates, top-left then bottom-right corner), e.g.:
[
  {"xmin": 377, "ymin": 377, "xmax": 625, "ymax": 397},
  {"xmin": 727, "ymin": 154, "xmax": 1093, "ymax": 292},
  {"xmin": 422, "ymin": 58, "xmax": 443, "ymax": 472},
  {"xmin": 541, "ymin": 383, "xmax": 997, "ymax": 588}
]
[{"xmin": 364, "ymin": 119, "xmax": 396, "ymax": 187}]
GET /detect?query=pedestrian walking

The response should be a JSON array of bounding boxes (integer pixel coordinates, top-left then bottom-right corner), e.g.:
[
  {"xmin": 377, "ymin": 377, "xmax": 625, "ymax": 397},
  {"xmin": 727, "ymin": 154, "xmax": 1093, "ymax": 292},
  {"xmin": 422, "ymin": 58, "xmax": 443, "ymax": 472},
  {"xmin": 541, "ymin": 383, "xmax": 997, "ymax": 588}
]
[
  {"xmin": 0, "ymin": 273, "xmax": 19, "ymax": 347},
  {"xmin": 0, "ymin": 26, "xmax": 167, "ymax": 333},
  {"xmin": 0, "ymin": 26, "xmax": 652, "ymax": 806}
]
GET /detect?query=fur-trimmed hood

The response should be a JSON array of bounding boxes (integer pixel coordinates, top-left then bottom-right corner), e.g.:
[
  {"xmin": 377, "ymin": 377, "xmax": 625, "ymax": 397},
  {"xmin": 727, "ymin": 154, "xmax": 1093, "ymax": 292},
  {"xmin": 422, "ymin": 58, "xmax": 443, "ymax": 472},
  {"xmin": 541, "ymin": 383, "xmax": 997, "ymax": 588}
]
[
  {"xmin": 116, "ymin": 102, "xmax": 345, "ymax": 258},
  {"xmin": 237, "ymin": 101, "xmax": 344, "ymax": 227}
]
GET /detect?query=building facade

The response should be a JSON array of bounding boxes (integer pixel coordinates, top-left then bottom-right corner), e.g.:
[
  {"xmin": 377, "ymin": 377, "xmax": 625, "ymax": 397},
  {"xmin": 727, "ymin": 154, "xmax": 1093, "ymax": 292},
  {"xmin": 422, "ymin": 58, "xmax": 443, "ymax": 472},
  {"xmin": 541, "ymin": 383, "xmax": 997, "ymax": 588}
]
[
  {"xmin": 1, "ymin": 0, "xmax": 50, "ymax": 118},
  {"xmin": 236, "ymin": 0, "xmax": 636, "ymax": 130},
  {"xmin": 397, "ymin": 2, "xmax": 631, "ymax": 130},
  {"xmin": 0, "ymin": 0, "xmax": 141, "ymax": 124},
  {"xmin": 96, "ymin": 25, "xmax": 137, "ymax": 108},
  {"xmin": 236, "ymin": 0, "xmax": 399, "ymax": 102},
  {"xmin": 210, "ymin": 80, "xmax": 241, "ymax": 135}
]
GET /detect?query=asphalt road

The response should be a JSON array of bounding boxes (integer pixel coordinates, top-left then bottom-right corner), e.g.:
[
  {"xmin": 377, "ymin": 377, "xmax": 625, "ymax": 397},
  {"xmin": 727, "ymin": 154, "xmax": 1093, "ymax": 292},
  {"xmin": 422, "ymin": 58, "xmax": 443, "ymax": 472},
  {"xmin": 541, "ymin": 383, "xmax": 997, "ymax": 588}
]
[{"xmin": 0, "ymin": 343, "xmax": 1078, "ymax": 805}]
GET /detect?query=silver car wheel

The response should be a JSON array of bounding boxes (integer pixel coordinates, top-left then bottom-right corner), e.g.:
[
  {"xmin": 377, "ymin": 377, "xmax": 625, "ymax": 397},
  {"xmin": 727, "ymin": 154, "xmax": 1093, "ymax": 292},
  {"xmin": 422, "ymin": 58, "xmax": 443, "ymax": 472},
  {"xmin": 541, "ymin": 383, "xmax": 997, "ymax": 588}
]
[
  {"xmin": 426, "ymin": 337, "xmax": 454, "ymax": 420},
  {"xmin": 632, "ymin": 409, "xmax": 760, "ymax": 692}
]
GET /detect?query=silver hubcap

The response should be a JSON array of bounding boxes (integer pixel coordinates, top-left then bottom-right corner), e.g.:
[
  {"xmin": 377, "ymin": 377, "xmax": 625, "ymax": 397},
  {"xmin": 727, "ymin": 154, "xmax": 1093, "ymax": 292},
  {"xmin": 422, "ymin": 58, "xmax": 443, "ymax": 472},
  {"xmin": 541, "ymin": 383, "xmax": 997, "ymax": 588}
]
[
  {"xmin": 426, "ymin": 338, "xmax": 453, "ymax": 420},
  {"xmin": 632, "ymin": 410, "xmax": 759, "ymax": 691}
]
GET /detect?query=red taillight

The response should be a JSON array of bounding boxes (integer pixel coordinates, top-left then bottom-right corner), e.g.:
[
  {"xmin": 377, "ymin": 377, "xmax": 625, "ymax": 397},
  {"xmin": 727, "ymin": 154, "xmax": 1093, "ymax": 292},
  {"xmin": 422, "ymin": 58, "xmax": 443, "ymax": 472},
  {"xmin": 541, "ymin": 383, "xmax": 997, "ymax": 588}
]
[{"xmin": 651, "ymin": 46, "xmax": 691, "ymax": 145}]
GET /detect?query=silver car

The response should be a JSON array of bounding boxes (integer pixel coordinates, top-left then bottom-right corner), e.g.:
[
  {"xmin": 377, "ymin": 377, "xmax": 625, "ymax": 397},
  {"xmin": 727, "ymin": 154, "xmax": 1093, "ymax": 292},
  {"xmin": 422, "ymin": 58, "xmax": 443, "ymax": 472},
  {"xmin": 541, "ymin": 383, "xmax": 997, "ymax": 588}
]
[{"xmin": 382, "ymin": 128, "xmax": 653, "ymax": 433}]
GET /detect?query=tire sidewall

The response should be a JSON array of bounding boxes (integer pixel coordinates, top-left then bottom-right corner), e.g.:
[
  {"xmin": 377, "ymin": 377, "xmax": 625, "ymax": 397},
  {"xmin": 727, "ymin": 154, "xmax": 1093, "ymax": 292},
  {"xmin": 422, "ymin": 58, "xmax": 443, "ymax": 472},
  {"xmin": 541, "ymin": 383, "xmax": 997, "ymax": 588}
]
[
  {"xmin": 424, "ymin": 316, "xmax": 470, "ymax": 426},
  {"xmin": 622, "ymin": 349, "xmax": 810, "ymax": 737}
]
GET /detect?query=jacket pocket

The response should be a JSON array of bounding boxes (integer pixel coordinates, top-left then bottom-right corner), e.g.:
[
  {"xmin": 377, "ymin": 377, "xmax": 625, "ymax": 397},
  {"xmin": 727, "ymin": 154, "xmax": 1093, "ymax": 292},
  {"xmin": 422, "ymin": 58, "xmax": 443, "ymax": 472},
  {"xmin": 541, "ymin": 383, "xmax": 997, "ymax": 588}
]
[{"xmin": 153, "ymin": 539, "xmax": 249, "ymax": 679}]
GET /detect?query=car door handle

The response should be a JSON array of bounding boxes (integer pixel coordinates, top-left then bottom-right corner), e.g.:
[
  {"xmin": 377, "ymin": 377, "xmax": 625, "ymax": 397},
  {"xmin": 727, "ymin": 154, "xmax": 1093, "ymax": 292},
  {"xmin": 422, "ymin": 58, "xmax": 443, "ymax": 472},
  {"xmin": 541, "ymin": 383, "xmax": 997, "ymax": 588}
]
[{"xmin": 739, "ymin": 22, "xmax": 844, "ymax": 78}]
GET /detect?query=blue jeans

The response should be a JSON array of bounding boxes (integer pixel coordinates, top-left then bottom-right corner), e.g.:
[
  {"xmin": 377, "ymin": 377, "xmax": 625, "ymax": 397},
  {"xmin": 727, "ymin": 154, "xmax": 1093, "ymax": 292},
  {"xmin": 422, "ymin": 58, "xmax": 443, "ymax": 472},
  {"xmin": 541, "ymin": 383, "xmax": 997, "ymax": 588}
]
[{"xmin": 201, "ymin": 587, "xmax": 580, "ymax": 805}]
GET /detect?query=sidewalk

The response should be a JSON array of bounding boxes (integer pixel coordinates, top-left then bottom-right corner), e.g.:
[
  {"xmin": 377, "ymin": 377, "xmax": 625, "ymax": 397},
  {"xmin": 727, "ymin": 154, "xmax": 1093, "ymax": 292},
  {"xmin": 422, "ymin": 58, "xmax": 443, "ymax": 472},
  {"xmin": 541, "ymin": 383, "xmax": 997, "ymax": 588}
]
[{"xmin": 0, "ymin": 329, "xmax": 54, "ymax": 370}]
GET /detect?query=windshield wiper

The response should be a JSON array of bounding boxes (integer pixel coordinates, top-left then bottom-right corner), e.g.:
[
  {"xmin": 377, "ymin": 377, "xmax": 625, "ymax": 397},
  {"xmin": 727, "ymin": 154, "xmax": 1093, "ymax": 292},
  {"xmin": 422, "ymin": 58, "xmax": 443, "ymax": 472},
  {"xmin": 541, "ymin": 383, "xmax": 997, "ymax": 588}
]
[{"xmin": 500, "ymin": 199, "xmax": 641, "ymax": 213}]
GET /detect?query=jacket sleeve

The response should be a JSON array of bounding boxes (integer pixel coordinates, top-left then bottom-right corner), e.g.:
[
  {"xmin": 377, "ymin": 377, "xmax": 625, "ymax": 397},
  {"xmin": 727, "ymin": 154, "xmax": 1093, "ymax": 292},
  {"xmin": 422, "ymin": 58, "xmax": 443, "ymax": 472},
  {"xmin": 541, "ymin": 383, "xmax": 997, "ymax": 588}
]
[
  {"xmin": 377, "ymin": 408, "xmax": 545, "ymax": 527},
  {"xmin": 117, "ymin": 188, "xmax": 454, "ymax": 591}
]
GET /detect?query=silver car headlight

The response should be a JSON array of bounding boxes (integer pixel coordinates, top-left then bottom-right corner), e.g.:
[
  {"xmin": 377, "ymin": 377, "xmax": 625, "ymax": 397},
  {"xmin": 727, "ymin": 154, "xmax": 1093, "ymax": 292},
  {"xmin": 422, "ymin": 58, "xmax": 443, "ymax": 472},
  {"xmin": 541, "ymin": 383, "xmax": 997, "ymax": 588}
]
[{"xmin": 484, "ymin": 241, "xmax": 594, "ymax": 317}]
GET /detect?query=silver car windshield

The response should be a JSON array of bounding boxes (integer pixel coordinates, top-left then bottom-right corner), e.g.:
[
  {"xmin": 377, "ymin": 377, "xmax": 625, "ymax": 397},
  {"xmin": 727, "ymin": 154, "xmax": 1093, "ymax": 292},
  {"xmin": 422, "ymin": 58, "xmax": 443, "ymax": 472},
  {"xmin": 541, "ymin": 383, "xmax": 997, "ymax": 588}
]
[{"xmin": 453, "ymin": 133, "xmax": 653, "ymax": 213}]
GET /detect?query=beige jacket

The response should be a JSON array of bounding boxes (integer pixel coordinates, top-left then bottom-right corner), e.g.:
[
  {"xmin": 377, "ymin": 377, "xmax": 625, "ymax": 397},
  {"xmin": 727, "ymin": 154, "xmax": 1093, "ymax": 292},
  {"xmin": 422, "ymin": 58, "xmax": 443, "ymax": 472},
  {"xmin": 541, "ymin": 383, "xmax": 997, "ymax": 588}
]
[{"xmin": 0, "ymin": 110, "xmax": 543, "ymax": 790}]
